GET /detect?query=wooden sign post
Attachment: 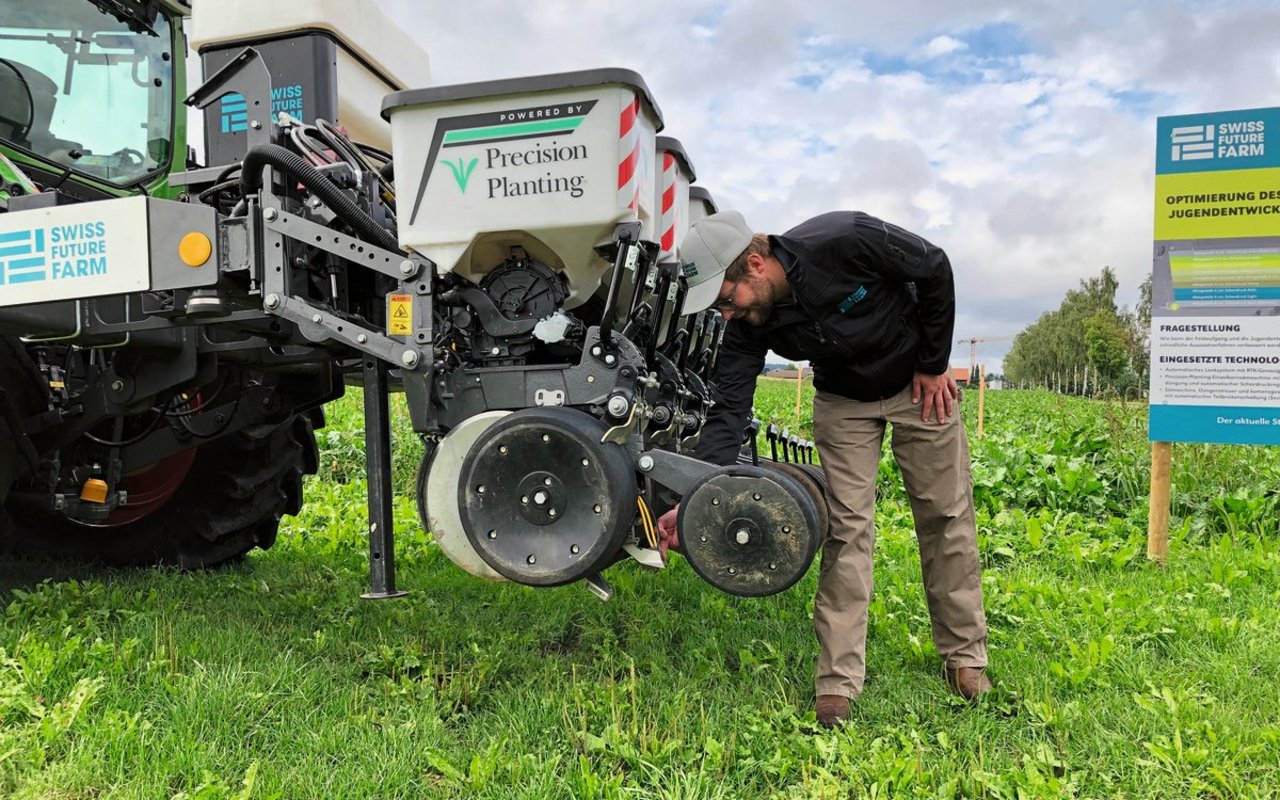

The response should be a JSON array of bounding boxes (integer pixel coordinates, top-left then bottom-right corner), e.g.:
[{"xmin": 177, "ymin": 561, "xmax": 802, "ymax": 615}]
[
  {"xmin": 977, "ymin": 364, "xmax": 986, "ymax": 439},
  {"xmin": 1147, "ymin": 441, "xmax": 1172, "ymax": 564}
]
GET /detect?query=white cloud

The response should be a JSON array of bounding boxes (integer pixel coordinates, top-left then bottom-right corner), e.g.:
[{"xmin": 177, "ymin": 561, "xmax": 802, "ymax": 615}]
[{"xmin": 923, "ymin": 35, "xmax": 967, "ymax": 58}]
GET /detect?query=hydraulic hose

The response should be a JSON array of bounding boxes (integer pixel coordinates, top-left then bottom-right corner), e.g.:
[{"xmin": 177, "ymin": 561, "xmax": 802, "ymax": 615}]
[{"xmin": 239, "ymin": 144, "xmax": 403, "ymax": 255}]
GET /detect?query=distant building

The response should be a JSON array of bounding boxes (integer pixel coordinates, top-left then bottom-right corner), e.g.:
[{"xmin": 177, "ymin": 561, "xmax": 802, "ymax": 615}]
[
  {"xmin": 765, "ymin": 366, "xmax": 813, "ymax": 380},
  {"xmin": 951, "ymin": 367, "xmax": 970, "ymax": 386}
]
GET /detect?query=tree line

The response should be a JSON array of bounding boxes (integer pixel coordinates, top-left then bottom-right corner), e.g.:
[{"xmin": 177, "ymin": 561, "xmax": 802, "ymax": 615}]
[{"xmin": 1002, "ymin": 267, "xmax": 1152, "ymax": 397}]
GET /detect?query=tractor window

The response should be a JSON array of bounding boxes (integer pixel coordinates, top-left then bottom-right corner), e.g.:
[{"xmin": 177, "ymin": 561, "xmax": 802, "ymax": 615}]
[{"xmin": 0, "ymin": 0, "xmax": 173, "ymax": 186}]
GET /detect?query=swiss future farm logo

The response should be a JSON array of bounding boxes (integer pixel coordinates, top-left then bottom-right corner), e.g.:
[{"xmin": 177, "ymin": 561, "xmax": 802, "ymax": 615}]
[
  {"xmin": 0, "ymin": 222, "xmax": 109, "ymax": 288},
  {"xmin": 220, "ymin": 86, "xmax": 307, "ymax": 133},
  {"xmin": 1170, "ymin": 119, "xmax": 1266, "ymax": 162},
  {"xmin": 0, "ymin": 228, "xmax": 47, "ymax": 285}
]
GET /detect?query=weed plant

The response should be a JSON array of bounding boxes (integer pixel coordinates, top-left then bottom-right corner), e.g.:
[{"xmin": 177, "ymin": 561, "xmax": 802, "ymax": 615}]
[{"xmin": 2, "ymin": 387, "xmax": 1278, "ymax": 798}]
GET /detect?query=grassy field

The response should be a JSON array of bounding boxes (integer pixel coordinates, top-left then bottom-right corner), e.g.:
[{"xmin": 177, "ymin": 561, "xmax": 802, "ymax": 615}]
[{"xmin": 2, "ymin": 385, "xmax": 1279, "ymax": 798}]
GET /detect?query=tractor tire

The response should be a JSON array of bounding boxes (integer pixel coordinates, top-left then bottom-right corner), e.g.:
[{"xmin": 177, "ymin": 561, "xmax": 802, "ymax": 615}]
[
  {"xmin": 6, "ymin": 409, "xmax": 322, "ymax": 568},
  {"xmin": 0, "ymin": 336, "xmax": 46, "ymax": 550}
]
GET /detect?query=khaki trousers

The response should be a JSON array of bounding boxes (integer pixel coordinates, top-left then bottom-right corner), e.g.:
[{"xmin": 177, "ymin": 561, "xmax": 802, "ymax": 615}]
[{"xmin": 811, "ymin": 385, "xmax": 987, "ymax": 699}]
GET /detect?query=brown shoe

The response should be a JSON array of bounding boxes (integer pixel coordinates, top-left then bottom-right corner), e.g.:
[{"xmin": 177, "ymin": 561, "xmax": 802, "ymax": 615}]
[
  {"xmin": 946, "ymin": 667, "xmax": 993, "ymax": 700},
  {"xmin": 815, "ymin": 694, "xmax": 851, "ymax": 728}
]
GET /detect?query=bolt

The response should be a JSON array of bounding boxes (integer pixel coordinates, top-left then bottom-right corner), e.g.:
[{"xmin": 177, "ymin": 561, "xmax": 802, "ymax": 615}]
[
  {"xmin": 607, "ymin": 396, "xmax": 630, "ymax": 417},
  {"xmin": 249, "ymin": 120, "xmax": 262, "ymax": 130},
  {"xmin": 782, "ymin": 526, "xmax": 791, "ymax": 534},
  {"xmin": 591, "ymin": 346, "xmax": 602, "ymax": 357},
  {"xmin": 399, "ymin": 259, "xmax": 417, "ymax": 277},
  {"xmin": 264, "ymin": 293, "xmax": 281, "ymax": 309},
  {"xmin": 488, "ymin": 530, "xmax": 497, "ymax": 539},
  {"xmin": 593, "ymin": 504, "xmax": 602, "ymax": 514},
  {"xmin": 521, "ymin": 496, "xmax": 529, "ymax": 505},
  {"xmin": 728, "ymin": 567, "xmax": 737, "ymax": 575},
  {"xmin": 699, "ymin": 535, "xmax": 708, "ymax": 543},
  {"xmin": 542, "ymin": 434, "xmax": 550, "ymax": 443},
  {"xmin": 110, "ymin": 379, "xmax": 124, "ymax": 392},
  {"xmin": 581, "ymin": 458, "xmax": 589, "ymax": 467},
  {"xmin": 736, "ymin": 529, "xmax": 751, "ymax": 545},
  {"xmin": 548, "ymin": 508, "xmax": 557, "ymax": 517},
  {"xmin": 604, "ymin": 354, "xmax": 617, "ymax": 366},
  {"xmin": 711, "ymin": 497, "xmax": 720, "ymax": 506},
  {"xmin": 527, "ymin": 555, "xmax": 537, "ymax": 565},
  {"xmin": 499, "ymin": 445, "xmax": 508, "ymax": 454},
  {"xmin": 769, "ymin": 563, "xmax": 777, "ymax": 570},
  {"xmin": 401, "ymin": 349, "xmax": 420, "ymax": 368},
  {"xmin": 752, "ymin": 492, "xmax": 762, "ymax": 501},
  {"xmin": 543, "ymin": 477, "xmax": 553, "ymax": 486},
  {"xmin": 477, "ymin": 485, "xmax": 486, "ymax": 494},
  {"xmin": 356, "ymin": 334, "xmax": 368, "ymax": 344},
  {"xmin": 570, "ymin": 544, "xmax": 580, "ymax": 555},
  {"xmin": 586, "ymin": 375, "xmax": 596, "ymax": 384},
  {"xmin": 263, "ymin": 207, "xmax": 278, "ymax": 221},
  {"xmin": 638, "ymin": 455, "xmax": 655, "ymax": 472},
  {"xmin": 533, "ymin": 491, "xmax": 548, "ymax": 506},
  {"xmin": 311, "ymin": 314, "xmax": 323, "ymax": 324},
  {"xmin": 490, "ymin": 347, "xmax": 500, "ymax": 355}
]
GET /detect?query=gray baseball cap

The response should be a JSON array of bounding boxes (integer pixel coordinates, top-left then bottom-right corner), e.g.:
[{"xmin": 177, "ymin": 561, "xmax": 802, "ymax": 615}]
[{"xmin": 681, "ymin": 210, "xmax": 754, "ymax": 313}]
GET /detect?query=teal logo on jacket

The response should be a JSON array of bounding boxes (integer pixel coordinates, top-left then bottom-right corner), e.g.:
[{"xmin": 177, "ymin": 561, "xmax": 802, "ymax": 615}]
[{"xmin": 838, "ymin": 285, "xmax": 868, "ymax": 313}]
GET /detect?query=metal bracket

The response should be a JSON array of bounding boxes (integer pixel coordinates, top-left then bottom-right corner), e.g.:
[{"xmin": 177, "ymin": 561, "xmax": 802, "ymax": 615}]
[
  {"xmin": 635, "ymin": 449, "xmax": 718, "ymax": 495},
  {"xmin": 265, "ymin": 294, "xmax": 422, "ymax": 371},
  {"xmin": 264, "ymin": 210, "xmax": 425, "ymax": 283}
]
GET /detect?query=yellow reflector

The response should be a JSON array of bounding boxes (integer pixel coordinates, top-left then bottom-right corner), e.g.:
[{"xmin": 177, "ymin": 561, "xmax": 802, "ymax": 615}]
[
  {"xmin": 80, "ymin": 478, "xmax": 109, "ymax": 504},
  {"xmin": 179, "ymin": 232, "xmax": 212, "ymax": 267}
]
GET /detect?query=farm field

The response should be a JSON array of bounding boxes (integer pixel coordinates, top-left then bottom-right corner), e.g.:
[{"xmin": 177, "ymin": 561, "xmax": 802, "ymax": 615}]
[{"xmin": 2, "ymin": 384, "xmax": 1279, "ymax": 798}]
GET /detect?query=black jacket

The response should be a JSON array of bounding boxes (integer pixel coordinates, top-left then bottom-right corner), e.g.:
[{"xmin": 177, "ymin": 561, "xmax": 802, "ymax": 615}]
[{"xmin": 694, "ymin": 211, "xmax": 955, "ymax": 466}]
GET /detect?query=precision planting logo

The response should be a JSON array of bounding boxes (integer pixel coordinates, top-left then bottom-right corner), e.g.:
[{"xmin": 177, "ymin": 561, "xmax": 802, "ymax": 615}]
[
  {"xmin": 444, "ymin": 157, "xmax": 479, "ymax": 192},
  {"xmin": 410, "ymin": 100, "xmax": 598, "ymax": 224}
]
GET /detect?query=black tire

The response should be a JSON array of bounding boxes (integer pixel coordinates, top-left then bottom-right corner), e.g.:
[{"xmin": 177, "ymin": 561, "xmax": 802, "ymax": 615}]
[
  {"xmin": 0, "ymin": 337, "xmax": 46, "ymax": 549},
  {"xmin": 6, "ymin": 409, "xmax": 322, "ymax": 568}
]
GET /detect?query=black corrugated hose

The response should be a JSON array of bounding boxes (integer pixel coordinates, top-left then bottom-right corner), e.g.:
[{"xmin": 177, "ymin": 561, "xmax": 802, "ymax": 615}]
[{"xmin": 239, "ymin": 144, "xmax": 403, "ymax": 255}]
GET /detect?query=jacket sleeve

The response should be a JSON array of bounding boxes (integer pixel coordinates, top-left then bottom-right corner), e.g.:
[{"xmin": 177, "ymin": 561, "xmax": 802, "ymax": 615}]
[
  {"xmin": 693, "ymin": 321, "xmax": 765, "ymax": 467},
  {"xmin": 852, "ymin": 213, "xmax": 956, "ymax": 375}
]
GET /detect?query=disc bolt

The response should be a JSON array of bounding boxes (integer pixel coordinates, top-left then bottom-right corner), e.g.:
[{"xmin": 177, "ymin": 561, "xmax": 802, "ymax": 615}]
[
  {"xmin": 264, "ymin": 293, "xmax": 281, "ymax": 309},
  {"xmin": 591, "ymin": 346, "xmax": 602, "ymax": 357},
  {"xmin": 638, "ymin": 455, "xmax": 654, "ymax": 472},
  {"xmin": 399, "ymin": 259, "xmax": 417, "ymax": 277},
  {"xmin": 571, "ymin": 544, "xmax": 580, "ymax": 554},
  {"xmin": 401, "ymin": 349, "xmax": 420, "ymax": 368},
  {"xmin": 521, "ymin": 496, "xmax": 529, "ymax": 505},
  {"xmin": 711, "ymin": 498, "xmax": 720, "ymax": 506},
  {"xmin": 488, "ymin": 530, "xmax": 497, "ymax": 539},
  {"xmin": 477, "ymin": 485, "xmax": 485, "ymax": 494},
  {"xmin": 735, "ymin": 529, "xmax": 751, "ymax": 545},
  {"xmin": 356, "ymin": 334, "xmax": 368, "ymax": 344},
  {"xmin": 491, "ymin": 346, "xmax": 500, "ymax": 355},
  {"xmin": 542, "ymin": 434, "xmax": 550, "ymax": 443},
  {"xmin": 533, "ymin": 491, "xmax": 548, "ymax": 506},
  {"xmin": 593, "ymin": 504, "xmax": 602, "ymax": 514},
  {"xmin": 700, "ymin": 535, "xmax": 707, "ymax": 543},
  {"xmin": 549, "ymin": 508, "xmax": 557, "ymax": 517},
  {"xmin": 263, "ymin": 207, "xmax": 278, "ymax": 221},
  {"xmin": 782, "ymin": 526, "xmax": 791, "ymax": 534},
  {"xmin": 499, "ymin": 445, "xmax": 508, "ymax": 454},
  {"xmin": 728, "ymin": 567, "xmax": 737, "ymax": 575},
  {"xmin": 581, "ymin": 458, "xmax": 589, "ymax": 467},
  {"xmin": 752, "ymin": 492, "xmax": 762, "ymax": 501},
  {"xmin": 543, "ymin": 477, "xmax": 552, "ymax": 486},
  {"xmin": 769, "ymin": 563, "xmax": 777, "ymax": 570},
  {"xmin": 527, "ymin": 555, "xmax": 536, "ymax": 565},
  {"xmin": 607, "ymin": 395, "xmax": 630, "ymax": 417},
  {"xmin": 604, "ymin": 354, "xmax": 617, "ymax": 366},
  {"xmin": 311, "ymin": 314, "xmax": 323, "ymax": 324}
]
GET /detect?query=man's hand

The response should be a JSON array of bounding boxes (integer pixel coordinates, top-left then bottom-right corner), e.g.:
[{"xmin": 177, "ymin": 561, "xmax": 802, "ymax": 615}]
[
  {"xmin": 912, "ymin": 370, "xmax": 958, "ymax": 423},
  {"xmin": 657, "ymin": 506, "xmax": 680, "ymax": 559}
]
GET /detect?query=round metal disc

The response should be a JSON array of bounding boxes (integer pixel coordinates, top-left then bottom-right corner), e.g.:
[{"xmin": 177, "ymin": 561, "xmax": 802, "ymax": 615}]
[
  {"xmin": 459, "ymin": 407, "xmax": 636, "ymax": 586},
  {"xmin": 677, "ymin": 465, "xmax": 821, "ymax": 597},
  {"xmin": 762, "ymin": 460, "xmax": 830, "ymax": 542},
  {"xmin": 417, "ymin": 412, "xmax": 510, "ymax": 581}
]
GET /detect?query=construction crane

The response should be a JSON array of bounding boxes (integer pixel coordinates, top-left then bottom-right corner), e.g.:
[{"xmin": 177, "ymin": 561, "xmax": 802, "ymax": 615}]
[{"xmin": 956, "ymin": 335, "xmax": 1016, "ymax": 375}]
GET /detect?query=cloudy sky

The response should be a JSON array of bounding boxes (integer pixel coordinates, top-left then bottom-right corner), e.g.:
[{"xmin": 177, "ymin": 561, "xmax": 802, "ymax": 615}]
[{"xmin": 375, "ymin": 0, "xmax": 1280, "ymax": 371}]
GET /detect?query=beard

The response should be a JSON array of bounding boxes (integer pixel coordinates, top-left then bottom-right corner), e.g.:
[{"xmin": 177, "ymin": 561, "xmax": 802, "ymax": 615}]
[{"xmin": 740, "ymin": 274, "xmax": 778, "ymax": 326}]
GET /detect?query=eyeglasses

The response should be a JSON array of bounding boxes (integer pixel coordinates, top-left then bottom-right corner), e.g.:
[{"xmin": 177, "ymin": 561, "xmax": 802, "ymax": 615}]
[{"xmin": 711, "ymin": 280, "xmax": 742, "ymax": 313}]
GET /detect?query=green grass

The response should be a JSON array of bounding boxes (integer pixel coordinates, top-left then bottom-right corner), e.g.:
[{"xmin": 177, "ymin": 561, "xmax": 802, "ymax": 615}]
[{"xmin": 3, "ymin": 388, "xmax": 1280, "ymax": 798}]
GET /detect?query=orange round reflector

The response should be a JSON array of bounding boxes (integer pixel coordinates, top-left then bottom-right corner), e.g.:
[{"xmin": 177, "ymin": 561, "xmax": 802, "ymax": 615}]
[
  {"xmin": 80, "ymin": 478, "xmax": 109, "ymax": 504},
  {"xmin": 179, "ymin": 232, "xmax": 212, "ymax": 267}
]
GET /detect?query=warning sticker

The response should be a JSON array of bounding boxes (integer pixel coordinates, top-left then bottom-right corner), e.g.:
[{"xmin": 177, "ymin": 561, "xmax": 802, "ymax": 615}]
[{"xmin": 387, "ymin": 293, "xmax": 412, "ymax": 336}]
